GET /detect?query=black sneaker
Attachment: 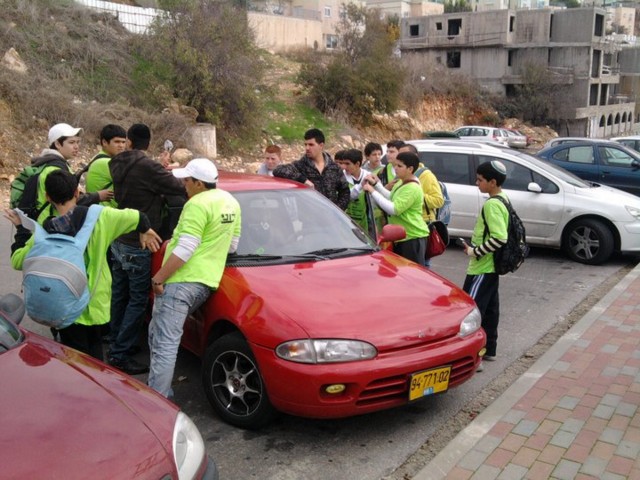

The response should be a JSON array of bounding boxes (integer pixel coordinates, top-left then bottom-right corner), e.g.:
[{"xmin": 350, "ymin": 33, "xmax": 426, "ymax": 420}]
[{"xmin": 108, "ymin": 357, "xmax": 149, "ymax": 375}]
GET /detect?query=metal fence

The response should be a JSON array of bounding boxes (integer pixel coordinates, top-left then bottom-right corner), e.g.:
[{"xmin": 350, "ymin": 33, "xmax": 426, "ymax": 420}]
[{"xmin": 75, "ymin": 0, "xmax": 160, "ymax": 34}]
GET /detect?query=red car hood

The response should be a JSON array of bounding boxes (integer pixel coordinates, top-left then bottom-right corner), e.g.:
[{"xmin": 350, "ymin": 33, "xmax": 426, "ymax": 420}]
[
  {"xmin": 0, "ymin": 333, "xmax": 178, "ymax": 480},
  {"xmin": 225, "ymin": 251, "xmax": 476, "ymax": 350}
]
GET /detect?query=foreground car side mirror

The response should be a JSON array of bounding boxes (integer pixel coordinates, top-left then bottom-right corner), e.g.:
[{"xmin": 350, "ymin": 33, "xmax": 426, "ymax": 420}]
[
  {"xmin": 378, "ymin": 224, "xmax": 406, "ymax": 244},
  {"xmin": 0, "ymin": 293, "xmax": 25, "ymax": 325},
  {"xmin": 631, "ymin": 159, "xmax": 640, "ymax": 171}
]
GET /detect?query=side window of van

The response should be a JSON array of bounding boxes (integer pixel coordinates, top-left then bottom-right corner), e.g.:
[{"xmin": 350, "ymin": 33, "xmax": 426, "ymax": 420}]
[{"xmin": 419, "ymin": 152, "xmax": 473, "ymax": 185}]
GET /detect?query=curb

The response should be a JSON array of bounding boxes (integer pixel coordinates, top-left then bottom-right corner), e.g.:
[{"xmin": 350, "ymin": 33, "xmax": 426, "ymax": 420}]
[{"xmin": 413, "ymin": 263, "xmax": 640, "ymax": 480}]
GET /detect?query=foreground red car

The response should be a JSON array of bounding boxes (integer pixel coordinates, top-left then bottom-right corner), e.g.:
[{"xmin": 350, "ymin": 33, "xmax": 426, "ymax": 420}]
[
  {"xmin": 0, "ymin": 294, "xmax": 217, "ymax": 480},
  {"xmin": 154, "ymin": 173, "xmax": 486, "ymax": 429}
]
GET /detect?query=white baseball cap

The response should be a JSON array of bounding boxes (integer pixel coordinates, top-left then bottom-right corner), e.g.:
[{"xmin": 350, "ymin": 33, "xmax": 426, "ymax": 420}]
[
  {"xmin": 48, "ymin": 123, "xmax": 83, "ymax": 146},
  {"xmin": 172, "ymin": 158, "xmax": 219, "ymax": 183}
]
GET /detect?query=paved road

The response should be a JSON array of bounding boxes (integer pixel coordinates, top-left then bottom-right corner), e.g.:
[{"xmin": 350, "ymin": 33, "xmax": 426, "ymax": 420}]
[{"xmin": 0, "ymin": 220, "xmax": 636, "ymax": 479}]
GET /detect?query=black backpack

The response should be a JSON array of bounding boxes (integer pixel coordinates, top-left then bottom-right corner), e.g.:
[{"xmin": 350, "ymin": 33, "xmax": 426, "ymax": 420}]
[{"xmin": 482, "ymin": 195, "xmax": 528, "ymax": 275}]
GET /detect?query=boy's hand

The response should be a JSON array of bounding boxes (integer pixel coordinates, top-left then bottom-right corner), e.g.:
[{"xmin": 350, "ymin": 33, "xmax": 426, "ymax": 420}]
[
  {"xmin": 140, "ymin": 228, "xmax": 162, "ymax": 252},
  {"xmin": 385, "ymin": 178, "xmax": 399, "ymax": 190},
  {"xmin": 3, "ymin": 209, "xmax": 21, "ymax": 226},
  {"xmin": 98, "ymin": 189, "xmax": 114, "ymax": 202}
]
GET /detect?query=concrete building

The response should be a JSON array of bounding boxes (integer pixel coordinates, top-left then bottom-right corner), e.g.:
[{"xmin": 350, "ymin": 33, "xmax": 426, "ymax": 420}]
[
  {"xmin": 608, "ymin": 5, "xmax": 636, "ymax": 35},
  {"xmin": 400, "ymin": 7, "xmax": 637, "ymax": 137},
  {"xmin": 472, "ymin": 0, "xmax": 549, "ymax": 12},
  {"xmin": 364, "ymin": 0, "xmax": 443, "ymax": 19}
]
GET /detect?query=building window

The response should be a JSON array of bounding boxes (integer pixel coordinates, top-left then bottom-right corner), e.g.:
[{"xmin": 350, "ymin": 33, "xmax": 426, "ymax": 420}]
[
  {"xmin": 509, "ymin": 16, "xmax": 514, "ymax": 32},
  {"xmin": 446, "ymin": 51, "xmax": 461, "ymax": 68},
  {"xmin": 410, "ymin": 24, "xmax": 419, "ymax": 37},
  {"xmin": 508, "ymin": 50, "xmax": 514, "ymax": 67},
  {"xmin": 448, "ymin": 19, "xmax": 462, "ymax": 36},
  {"xmin": 325, "ymin": 34, "xmax": 338, "ymax": 49},
  {"xmin": 324, "ymin": 6, "xmax": 331, "ymax": 18},
  {"xmin": 594, "ymin": 13, "xmax": 604, "ymax": 36},
  {"xmin": 436, "ymin": 22, "xmax": 442, "ymax": 30}
]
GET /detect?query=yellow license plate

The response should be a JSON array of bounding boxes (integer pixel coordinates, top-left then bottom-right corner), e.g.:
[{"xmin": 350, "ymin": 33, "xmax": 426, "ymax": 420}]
[{"xmin": 409, "ymin": 366, "xmax": 451, "ymax": 401}]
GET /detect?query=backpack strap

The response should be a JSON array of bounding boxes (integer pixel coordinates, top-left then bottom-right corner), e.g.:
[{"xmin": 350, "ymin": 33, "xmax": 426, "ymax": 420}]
[
  {"xmin": 482, "ymin": 195, "xmax": 510, "ymax": 239},
  {"xmin": 75, "ymin": 152, "xmax": 110, "ymax": 180},
  {"xmin": 74, "ymin": 205, "xmax": 104, "ymax": 251}
]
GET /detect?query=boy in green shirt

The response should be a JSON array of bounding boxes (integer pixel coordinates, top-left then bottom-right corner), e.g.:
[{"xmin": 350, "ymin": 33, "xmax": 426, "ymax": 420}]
[
  {"xmin": 85, "ymin": 124, "xmax": 127, "ymax": 206},
  {"xmin": 460, "ymin": 160, "xmax": 509, "ymax": 370},
  {"xmin": 148, "ymin": 158, "xmax": 241, "ymax": 398},
  {"xmin": 363, "ymin": 151, "xmax": 428, "ymax": 264},
  {"xmin": 5, "ymin": 169, "xmax": 160, "ymax": 360}
]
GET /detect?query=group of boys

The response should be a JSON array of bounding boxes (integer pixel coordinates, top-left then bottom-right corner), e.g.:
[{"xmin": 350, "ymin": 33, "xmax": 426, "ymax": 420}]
[
  {"xmin": 4, "ymin": 122, "xmax": 241, "ymax": 400},
  {"xmin": 259, "ymin": 129, "xmax": 510, "ymax": 372}
]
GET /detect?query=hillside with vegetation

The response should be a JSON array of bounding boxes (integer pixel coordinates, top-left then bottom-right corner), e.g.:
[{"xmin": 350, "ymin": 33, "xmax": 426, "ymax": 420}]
[{"xmin": 0, "ymin": 0, "xmax": 557, "ymax": 196}]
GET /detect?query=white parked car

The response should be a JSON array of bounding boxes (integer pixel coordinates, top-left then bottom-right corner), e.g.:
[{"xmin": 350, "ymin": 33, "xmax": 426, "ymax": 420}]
[
  {"xmin": 407, "ymin": 139, "xmax": 640, "ymax": 264},
  {"xmin": 453, "ymin": 126, "xmax": 510, "ymax": 147},
  {"xmin": 611, "ymin": 136, "xmax": 640, "ymax": 153}
]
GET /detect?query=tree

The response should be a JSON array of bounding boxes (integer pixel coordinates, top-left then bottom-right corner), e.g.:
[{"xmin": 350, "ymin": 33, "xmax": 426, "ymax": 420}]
[
  {"xmin": 135, "ymin": 0, "xmax": 264, "ymax": 148},
  {"xmin": 444, "ymin": 0, "xmax": 472, "ymax": 13},
  {"xmin": 297, "ymin": 5, "xmax": 402, "ymax": 125}
]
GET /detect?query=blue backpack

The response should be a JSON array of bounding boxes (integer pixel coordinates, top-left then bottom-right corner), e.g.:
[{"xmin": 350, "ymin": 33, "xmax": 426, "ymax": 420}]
[
  {"xmin": 416, "ymin": 167, "xmax": 452, "ymax": 225},
  {"xmin": 19, "ymin": 205, "xmax": 103, "ymax": 329}
]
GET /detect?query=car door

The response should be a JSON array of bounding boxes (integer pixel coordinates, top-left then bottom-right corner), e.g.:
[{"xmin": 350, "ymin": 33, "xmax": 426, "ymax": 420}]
[
  {"xmin": 595, "ymin": 145, "xmax": 640, "ymax": 196},
  {"xmin": 476, "ymin": 155, "xmax": 564, "ymax": 242},
  {"xmin": 547, "ymin": 145, "xmax": 600, "ymax": 183},
  {"xmin": 417, "ymin": 150, "xmax": 479, "ymax": 235}
]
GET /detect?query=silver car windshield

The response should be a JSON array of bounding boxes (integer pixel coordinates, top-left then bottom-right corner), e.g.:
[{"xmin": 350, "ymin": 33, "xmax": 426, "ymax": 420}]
[{"xmin": 233, "ymin": 189, "xmax": 376, "ymax": 257}]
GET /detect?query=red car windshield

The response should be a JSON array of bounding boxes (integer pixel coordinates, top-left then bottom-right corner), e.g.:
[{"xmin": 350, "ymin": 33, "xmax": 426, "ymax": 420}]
[{"xmin": 232, "ymin": 189, "xmax": 376, "ymax": 258}]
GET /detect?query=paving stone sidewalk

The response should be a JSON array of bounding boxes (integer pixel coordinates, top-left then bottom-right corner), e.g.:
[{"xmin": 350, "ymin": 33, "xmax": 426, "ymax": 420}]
[{"xmin": 416, "ymin": 264, "xmax": 640, "ymax": 480}]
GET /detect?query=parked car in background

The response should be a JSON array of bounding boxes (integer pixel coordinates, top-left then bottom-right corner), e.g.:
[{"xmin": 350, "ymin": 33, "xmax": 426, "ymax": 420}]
[
  {"xmin": 611, "ymin": 135, "xmax": 640, "ymax": 153},
  {"xmin": 536, "ymin": 140, "xmax": 640, "ymax": 196},
  {"xmin": 152, "ymin": 173, "xmax": 486, "ymax": 429},
  {"xmin": 542, "ymin": 137, "xmax": 601, "ymax": 149},
  {"xmin": 503, "ymin": 129, "xmax": 528, "ymax": 149},
  {"xmin": 453, "ymin": 126, "xmax": 510, "ymax": 146},
  {"xmin": 0, "ymin": 294, "xmax": 217, "ymax": 480},
  {"xmin": 406, "ymin": 139, "xmax": 640, "ymax": 265}
]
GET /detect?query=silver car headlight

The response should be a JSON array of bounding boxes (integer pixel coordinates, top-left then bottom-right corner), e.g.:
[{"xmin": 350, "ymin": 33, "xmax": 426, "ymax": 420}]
[
  {"xmin": 625, "ymin": 205, "xmax": 640, "ymax": 220},
  {"xmin": 172, "ymin": 411, "xmax": 205, "ymax": 480},
  {"xmin": 458, "ymin": 307, "xmax": 482, "ymax": 337},
  {"xmin": 276, "ymin": 339, "xmax": 377, "ymax": 363}
]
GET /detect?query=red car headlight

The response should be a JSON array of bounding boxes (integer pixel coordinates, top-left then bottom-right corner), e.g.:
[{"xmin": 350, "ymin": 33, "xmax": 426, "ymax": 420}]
[{"xmin": 275, "ymin": 339, "xmax": 377, "ymax": 364}]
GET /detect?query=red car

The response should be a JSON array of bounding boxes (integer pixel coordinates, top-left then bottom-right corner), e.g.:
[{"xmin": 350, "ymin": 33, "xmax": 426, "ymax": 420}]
[
  {"xmin": 0, "ymin": 294, "xmax": 217, "ymax": 480},
  {"xmin": 153, "ymin": 173, "xmax": 486, "ymax": 429}
]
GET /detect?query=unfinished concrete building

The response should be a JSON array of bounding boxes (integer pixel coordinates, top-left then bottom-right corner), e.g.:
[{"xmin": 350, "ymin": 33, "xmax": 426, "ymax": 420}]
[{"xmin": 400, "ymin": 7, "xmax": 638, "ymax": 137}]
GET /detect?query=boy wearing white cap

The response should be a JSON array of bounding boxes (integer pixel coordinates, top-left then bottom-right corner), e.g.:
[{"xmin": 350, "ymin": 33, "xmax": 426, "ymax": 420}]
[
  {"xmin": 148, "ymin": 158, "xmax": 241, "ymax": 398},
  {"xmin": 11, "ymin": 123, "xmax": 112, "ymax": 253}
]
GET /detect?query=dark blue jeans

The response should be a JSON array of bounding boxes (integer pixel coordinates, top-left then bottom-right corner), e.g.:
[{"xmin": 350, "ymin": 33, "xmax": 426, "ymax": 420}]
[{"xmin": 109, "ymin": 241, "xmax": 152, "ymax": 362}]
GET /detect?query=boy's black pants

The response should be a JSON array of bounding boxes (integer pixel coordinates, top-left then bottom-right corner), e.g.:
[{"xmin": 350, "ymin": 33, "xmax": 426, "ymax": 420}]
[{"xmin": 463, "ymin": 272, "xmax": 500, "ymax": 357}]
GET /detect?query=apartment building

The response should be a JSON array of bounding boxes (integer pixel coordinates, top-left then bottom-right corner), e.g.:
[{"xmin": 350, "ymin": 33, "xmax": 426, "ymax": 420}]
[
  {"xmin": 400, "ymin": 7, "xmax": 637, "ymax": 137},
  {"xmin": 364, "ymin": 0, "xmax": 443, "ymax": 19}
]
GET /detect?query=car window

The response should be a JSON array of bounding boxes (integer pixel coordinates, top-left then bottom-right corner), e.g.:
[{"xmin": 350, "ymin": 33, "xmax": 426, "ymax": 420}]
[
  {"xmin": 598, "ymin": 146, "xmax": 636, "ymax": 167},
  {"xmin": 456, "ymin": 128, "xmax": 469, "ymax": 136},
  {"xmin": 477, "ymin": 155, "xmax": 532, "ymax": 191},
  {"xmin": 418, "ymin": 151, "xmax": 472, "ymax": 185},
  {"xmin": 531, "ymin": 171, "xmax": 560, "ymax": 193},
  {"xmin": 233, "ymin": 189, "xmax": 376, "ymax": 257},
  {"xmin": 552, "ymin": 146, "xmax": 594, "ymax": 164}
]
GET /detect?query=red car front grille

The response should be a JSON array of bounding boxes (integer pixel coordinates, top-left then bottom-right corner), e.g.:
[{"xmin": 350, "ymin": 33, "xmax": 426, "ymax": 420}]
[{"xmin": 355, "ymin": 356, "xmax": 476, "ymax": 407}]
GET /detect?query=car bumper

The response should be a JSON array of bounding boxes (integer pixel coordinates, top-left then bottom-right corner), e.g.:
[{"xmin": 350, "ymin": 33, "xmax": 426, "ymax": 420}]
[
  {"xmin": 200, "ymin": 456, "xmax": 219, "ymax": 480},
  {"xmin": 619, "ymin": 221, "xmax": 640, "ymax": 252},
  {"xmin": 252, "ymin": 330, "xmax": 486, "ymax": 419}
]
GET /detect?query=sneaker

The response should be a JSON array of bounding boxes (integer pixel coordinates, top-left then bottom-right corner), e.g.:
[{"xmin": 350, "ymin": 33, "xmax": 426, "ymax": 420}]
[
  {"xmin": 108, "ymin": 357, "xmax": 149, "ymax": 375},
  {"xmin": 476, "ymin": 361, "xmax": 484, "ymax": 372},
  {"xmin": 484, "ymin": 355, "xmax": 497, "ymax": 362}
]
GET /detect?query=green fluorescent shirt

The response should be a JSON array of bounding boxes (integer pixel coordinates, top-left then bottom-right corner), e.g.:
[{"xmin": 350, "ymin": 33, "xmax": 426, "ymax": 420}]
[
  {"xmin": 12, "ymin": 207, "xmax": 142, "ymax": 326},
  {"xmin": 36, "ymin": 164, "xmax": 71, "ymax": 223},
  {"xmin": 389, "ymin": 180, "xmax": 429, "ymax": 241},
  {"xmin": 467, "ymin": 193, "xmax": 509, "ymax": 275},
  {"xmin": 86, "ymin": 152, "xmax": 117, "ymax": 207},
  {"xmin": 164, "ymin": 188, "xmax": 241, "ymax": 289}
]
